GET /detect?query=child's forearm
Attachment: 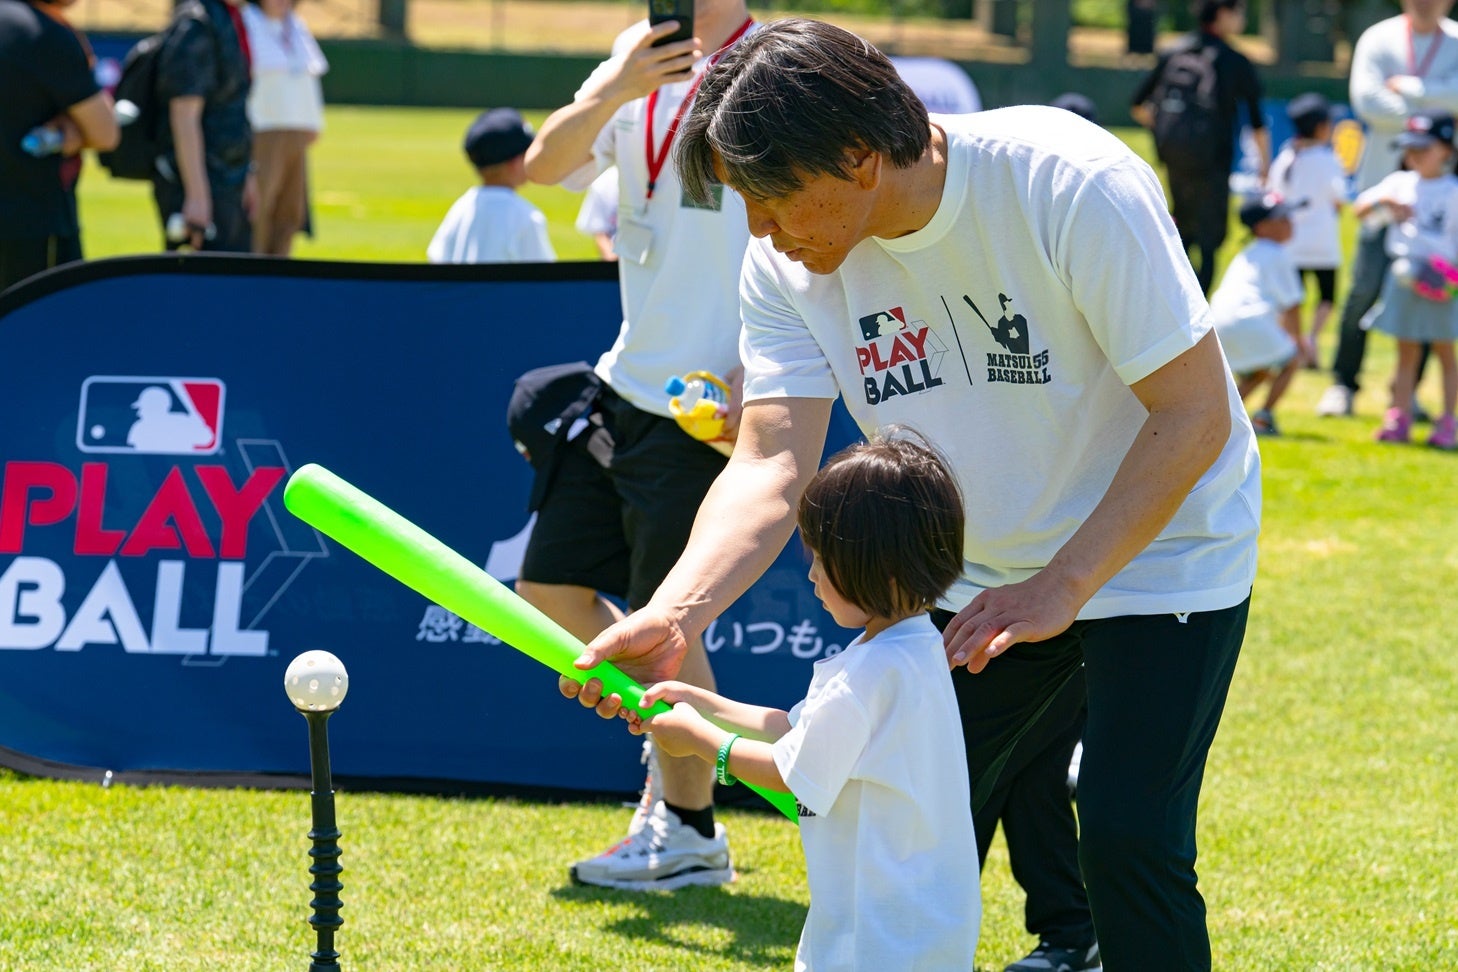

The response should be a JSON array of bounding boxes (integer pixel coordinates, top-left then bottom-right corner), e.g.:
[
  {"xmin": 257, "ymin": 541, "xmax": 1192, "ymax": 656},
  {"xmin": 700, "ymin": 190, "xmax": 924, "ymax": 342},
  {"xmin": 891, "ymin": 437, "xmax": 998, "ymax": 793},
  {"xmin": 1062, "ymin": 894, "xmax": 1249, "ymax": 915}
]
[
  {"xmin": 699, "ymin": 698, "xmax": 792, "ymax": 742},
  {"xmin": 686, "ymin": 729, "xmax": 790, "ymax": 794}
]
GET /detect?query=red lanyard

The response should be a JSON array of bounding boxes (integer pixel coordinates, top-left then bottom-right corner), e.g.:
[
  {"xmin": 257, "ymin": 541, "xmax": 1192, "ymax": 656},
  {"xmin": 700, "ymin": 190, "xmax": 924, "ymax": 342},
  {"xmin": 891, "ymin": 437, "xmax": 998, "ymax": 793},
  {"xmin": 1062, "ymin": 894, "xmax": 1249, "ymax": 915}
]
[
  {"xmin": 225, "ymin": 2, "xmax": 253, "ymax": 77},
  {"xmin": 1407, "ymin": 14, "xmax": 1444, "ymax": 79},
  {"xmin": 643, "ymin": 17, "xmax": 753, "ymax": 200}
]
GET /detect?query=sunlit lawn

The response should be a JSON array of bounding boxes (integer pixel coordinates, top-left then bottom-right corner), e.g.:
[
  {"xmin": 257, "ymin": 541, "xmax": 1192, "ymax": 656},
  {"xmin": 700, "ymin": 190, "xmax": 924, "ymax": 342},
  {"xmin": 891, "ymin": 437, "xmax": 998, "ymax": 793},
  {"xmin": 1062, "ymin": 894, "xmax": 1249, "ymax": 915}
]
[{"xmin": 6, "ymin": 106, "xmax": 1450, "ymax": 970}]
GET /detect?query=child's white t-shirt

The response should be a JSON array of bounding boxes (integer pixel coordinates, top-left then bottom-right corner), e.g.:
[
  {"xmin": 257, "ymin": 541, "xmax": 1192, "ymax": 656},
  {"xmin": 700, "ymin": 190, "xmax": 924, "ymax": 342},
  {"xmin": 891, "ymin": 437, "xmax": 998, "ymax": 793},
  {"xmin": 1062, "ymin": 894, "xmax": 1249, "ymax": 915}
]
[
  {"xmin": 1357, "ymin": 170, "xmax": 1458, "ymax": 264},
  {"xmin": 426, "ymin": 186, "xmax": 556, "ymax": 264},
  {"xmin": 575, "ymin": 167, "xmax": 619, "ymax": 240},
  {"xmin": 772, "ymin": 614, "xmax": 979, "ymax": 972},
  {"xmin": 739, "ymin": 107, "xmax": 1261, "ymax": 619},
  {"xmin": 1266, "ymin": 143, "xmax": 1347, "ymax": 269},
  {"xmin": 1208, "ymin": 238, "xmax": 1303, "ymax": 373}
]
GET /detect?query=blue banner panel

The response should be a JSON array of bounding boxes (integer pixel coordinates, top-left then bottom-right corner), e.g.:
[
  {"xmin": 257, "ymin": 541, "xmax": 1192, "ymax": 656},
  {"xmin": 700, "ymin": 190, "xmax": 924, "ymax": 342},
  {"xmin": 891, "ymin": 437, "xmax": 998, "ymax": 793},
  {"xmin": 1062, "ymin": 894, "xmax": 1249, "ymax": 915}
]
[{"xmin": 0, "ymin": 257, "xmax": 861, "ymax": 798}]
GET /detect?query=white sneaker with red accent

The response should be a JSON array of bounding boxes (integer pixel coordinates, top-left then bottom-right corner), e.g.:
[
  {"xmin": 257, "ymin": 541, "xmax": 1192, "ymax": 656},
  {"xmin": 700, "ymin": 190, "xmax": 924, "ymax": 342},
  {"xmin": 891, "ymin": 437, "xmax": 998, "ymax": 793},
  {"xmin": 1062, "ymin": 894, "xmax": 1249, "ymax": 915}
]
[
  {"xmin": 626, "ymin": 736, "xmax": 662, "ymax": 837},
  {"xmin": 569, "ymin": 802, "xmax": 733, "ymax": 891}
]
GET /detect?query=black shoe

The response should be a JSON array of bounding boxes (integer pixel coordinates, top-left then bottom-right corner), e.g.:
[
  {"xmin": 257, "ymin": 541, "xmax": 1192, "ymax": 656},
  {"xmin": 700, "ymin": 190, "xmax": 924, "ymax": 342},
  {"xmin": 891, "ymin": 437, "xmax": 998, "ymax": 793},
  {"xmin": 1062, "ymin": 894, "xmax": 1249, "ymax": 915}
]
[{"xmin": 1004, "ymin": 940, "xmax": 1102, "ymax": 972}]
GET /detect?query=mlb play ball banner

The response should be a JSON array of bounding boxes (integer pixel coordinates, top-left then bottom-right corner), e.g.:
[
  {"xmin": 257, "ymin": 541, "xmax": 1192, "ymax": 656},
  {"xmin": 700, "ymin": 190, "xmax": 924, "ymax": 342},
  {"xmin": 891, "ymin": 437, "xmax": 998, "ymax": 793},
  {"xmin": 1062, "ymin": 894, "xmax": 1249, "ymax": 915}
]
[{"xmin": 0, "ymin": 256, "xmax": 859, "ymax": 799}]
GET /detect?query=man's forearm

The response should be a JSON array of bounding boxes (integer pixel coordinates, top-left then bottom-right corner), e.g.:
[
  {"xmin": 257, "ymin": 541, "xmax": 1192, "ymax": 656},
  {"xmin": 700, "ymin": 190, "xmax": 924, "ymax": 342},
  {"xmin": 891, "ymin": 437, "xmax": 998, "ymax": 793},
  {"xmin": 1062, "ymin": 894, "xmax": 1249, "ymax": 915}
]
[
  {"xmin": 653, "ymin": 451, "xmax": 805, "ymax": 638},
  {"xmin": 649, "ymin": 398, "xmax": 831, "ymax": 641},
  {"xmin": 524, "ymin": 95, "xmax": 622, "ymax": 185},
  {"xmin": 1039, "ymin": 334, "xmax": 1231, "ymax": 607},
  {"xmin": 169, "ymin": 98, "xmax": 209, "ymax": 200}
]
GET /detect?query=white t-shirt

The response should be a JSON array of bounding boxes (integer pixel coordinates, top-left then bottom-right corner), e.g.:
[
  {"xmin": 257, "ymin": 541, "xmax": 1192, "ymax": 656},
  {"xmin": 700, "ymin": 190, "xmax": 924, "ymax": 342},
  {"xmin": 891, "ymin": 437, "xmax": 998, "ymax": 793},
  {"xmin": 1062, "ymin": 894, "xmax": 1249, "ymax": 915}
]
[
  {"xmin": 241, "ymin": 5, "xmax": 327, "ymax": 133},
  {"xmin": 426, "ymin": 186, "xmax": 556, "ymax": 264},
  {"xmin": 1209, "ymin": 239, "xmax": 1302, "ymax": 373},
  {"xmin": 1266, "ymin": 143, "xmax": 1347, "ymax": 268},
  {"xmin": 740, "ymin": 108, "xmax": 1261, "ymax": 618},
  {"xmin": 772, "ymin": 614, "xmax": 979, "ymax": 972},
  {"xmin": 1349, "ymin": 14, "xmax": 1458, "ymax": 191},
  {"xmin": 576, "ymin": 167, "xmax": 619, "ymax": 239},
  {"xmin": 1357, "ymin": 169, "xmax": 1458, "ymax": 263},
  {"xmin": 571, "ymin": 30, "xmax": 755, "ymax": 416}
]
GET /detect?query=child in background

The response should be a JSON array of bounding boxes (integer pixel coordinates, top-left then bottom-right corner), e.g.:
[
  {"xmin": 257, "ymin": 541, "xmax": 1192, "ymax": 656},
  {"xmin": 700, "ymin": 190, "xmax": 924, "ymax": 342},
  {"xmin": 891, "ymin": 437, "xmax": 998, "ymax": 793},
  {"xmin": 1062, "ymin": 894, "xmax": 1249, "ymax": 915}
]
[
  {"xmin": 1208, "ymin": 194, "xmax": 1304, "ymax": 436},
  {"xmin": 1267, "ymin": 93, "xmax": 1347, "ymax": 369},
  {"xmin": 624, "ymin": 432, "xmax": 980, "ymax": 971},
  {"xmin": 1356, "ymin": 110, "xmax": 1458, "ymax": 448},
  {"xmin": 575, "ymin": 167, "xmax": 619, "ymax": 261},
  {"xmin": 427, "ymin": 108, "xmax": 556, "ymax": 264}
]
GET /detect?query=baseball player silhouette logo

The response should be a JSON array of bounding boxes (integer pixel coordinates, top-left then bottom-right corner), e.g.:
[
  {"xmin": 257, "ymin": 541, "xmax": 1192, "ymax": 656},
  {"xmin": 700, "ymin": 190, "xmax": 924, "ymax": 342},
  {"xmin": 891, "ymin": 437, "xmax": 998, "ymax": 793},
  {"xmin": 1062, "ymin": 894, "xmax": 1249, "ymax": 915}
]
[{"xmin": 76, "ymin": 377, "xmax": 225, "ymax": 455}]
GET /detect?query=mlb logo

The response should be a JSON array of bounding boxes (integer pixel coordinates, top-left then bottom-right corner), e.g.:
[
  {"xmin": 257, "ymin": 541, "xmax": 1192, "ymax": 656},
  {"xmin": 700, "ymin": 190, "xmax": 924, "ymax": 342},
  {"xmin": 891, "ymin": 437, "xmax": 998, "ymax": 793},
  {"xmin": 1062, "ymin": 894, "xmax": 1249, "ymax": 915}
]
[
  {"xmin": 858, "ymin": 307, "xmax": 909, "ymax": 341},
  {"xmin": 75, "ymin": 376, "xmax": 226, "ymax": 455}
]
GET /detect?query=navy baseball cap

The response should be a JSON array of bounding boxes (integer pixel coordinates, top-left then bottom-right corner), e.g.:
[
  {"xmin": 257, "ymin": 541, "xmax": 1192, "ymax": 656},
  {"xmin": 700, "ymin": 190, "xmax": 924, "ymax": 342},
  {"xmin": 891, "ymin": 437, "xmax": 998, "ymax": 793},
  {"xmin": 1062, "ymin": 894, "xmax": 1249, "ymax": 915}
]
[
  {"xmin": 1394, "ymin": 110, "xmax": 1457, "ymax": 150},
  {"xmin": 1049, "ymin": 92, "xmax": 1099, "ymax": 124},
  {"xmin": 1286, "ymin": 93, "xmax": 1331, "ymax": 137},
  {"xmin": 1239, "ymin": 192, "xmax": 1294, "ymax": 228},
  {"xmin": 464, "ymin": 108, "xmax": 535, "ymax": 168}
]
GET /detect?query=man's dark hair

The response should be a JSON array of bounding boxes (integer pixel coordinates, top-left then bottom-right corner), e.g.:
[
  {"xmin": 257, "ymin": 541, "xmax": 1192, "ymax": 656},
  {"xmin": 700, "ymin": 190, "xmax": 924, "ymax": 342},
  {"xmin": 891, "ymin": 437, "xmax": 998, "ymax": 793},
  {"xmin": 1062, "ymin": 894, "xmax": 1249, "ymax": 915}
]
[
  {"xmin": 1198, "ymin": 0, "xmax": 1242, "ymax": 26},
  {"xmin": 677, "ymin": 19, "xmax": 930, "ymax": 204},
  {"xmin": 797, "ymin": 429, "xmax": 964, "ymax": 619}
]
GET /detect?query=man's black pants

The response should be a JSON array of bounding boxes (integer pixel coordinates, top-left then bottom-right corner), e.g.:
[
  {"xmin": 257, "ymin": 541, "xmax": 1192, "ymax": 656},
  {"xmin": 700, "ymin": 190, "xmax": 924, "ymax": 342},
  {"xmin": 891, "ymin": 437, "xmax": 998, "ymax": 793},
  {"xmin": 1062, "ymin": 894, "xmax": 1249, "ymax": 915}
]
[
  {"xmin": 943, "ymin": 599, "xmax": 1250, "ymax": 970},
  {"xmin": 1166, "ymin": 166, "xmax": 1230, "ymax": 294}
]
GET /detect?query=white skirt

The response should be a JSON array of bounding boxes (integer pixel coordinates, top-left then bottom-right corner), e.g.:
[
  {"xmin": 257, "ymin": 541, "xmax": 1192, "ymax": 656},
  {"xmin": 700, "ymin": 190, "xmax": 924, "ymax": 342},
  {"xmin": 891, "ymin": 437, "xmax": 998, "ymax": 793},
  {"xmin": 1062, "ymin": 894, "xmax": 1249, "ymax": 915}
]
[{"xmin": 1213, "ymin": 310, "xmax": 1297, "ymax": 374}]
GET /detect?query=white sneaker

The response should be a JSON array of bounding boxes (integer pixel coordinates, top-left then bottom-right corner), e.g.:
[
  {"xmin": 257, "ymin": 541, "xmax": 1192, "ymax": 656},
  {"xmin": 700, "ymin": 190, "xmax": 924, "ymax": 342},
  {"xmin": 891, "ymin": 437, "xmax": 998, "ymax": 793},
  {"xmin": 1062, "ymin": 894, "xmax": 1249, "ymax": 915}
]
[
  {"xmin": 625, "ymin": 736, "xmax": 662, "ymax": 837},
  {"xmin": 1316, "ymin": 384, "xmax": 1354, "ymax": 417},
  {"xmin": 570, "ymin": 802, "xmax": 733, "ymax": 891}
]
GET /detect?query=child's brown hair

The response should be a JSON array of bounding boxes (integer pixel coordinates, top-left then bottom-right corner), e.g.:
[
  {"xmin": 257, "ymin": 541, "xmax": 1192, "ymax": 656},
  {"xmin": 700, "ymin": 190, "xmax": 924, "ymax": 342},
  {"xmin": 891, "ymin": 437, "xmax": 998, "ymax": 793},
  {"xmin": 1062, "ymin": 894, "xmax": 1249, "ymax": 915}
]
[{"xmin": 797, "ymin": 428, "xmax": 964, "ymax": 618}]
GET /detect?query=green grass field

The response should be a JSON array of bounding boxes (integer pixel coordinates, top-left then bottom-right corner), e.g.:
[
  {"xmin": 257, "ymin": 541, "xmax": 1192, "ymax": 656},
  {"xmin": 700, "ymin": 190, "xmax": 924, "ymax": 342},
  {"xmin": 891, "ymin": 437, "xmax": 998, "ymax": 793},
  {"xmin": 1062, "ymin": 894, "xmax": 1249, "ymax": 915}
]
[
  {"xmin": 4, "ymin": 105, "xmax": 1455, "ymax": 971},
  {"xmin": 74, "ymin": 107, "xmax": 603, "ymax": 264}
]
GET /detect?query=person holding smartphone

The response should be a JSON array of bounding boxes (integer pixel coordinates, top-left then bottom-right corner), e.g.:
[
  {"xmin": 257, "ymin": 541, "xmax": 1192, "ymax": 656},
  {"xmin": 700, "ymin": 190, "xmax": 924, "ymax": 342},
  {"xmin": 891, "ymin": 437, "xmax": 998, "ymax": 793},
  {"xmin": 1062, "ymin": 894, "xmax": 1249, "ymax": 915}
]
[{"xmin": 519, "ymin": 0, "xmax": 757, "ymax": 892}]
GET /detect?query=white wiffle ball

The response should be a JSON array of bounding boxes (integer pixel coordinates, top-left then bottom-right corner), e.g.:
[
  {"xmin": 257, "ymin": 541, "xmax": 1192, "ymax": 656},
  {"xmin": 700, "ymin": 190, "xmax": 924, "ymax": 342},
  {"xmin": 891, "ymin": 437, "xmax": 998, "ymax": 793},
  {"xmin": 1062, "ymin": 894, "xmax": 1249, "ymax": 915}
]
[{"xmin": 284, "ymin": 650, "xmax": 350, "ymax": 712}]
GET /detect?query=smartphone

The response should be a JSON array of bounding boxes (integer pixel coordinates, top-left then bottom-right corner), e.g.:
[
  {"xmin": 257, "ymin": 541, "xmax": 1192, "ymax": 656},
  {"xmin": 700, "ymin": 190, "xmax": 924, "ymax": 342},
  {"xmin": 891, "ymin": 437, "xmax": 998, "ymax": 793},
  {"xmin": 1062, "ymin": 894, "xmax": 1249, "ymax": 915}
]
[{"xmin": 648, "ymin": 0, "xmax": 693, "ymax": 47}]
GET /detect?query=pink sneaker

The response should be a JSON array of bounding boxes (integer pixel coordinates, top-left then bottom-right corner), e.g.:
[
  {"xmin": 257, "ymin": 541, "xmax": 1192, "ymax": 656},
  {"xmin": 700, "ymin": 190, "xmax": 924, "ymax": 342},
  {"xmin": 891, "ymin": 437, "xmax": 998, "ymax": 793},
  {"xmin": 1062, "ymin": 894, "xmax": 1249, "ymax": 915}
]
[
  {"xmin": 1428, "ymin": 415, "xmax": 1458, "ymax": 450},
  {"xmin": 1375, "ymin": 408, "xmax": 1411, "ymax": 443}
]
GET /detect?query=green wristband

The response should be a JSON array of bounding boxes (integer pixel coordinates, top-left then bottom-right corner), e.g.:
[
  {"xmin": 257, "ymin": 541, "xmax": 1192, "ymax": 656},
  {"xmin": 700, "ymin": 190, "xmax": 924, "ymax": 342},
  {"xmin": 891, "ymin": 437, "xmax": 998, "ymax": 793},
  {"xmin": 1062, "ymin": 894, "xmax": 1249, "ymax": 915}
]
[{"xmin": 716, "ymin": 733, "xmax": 740, "ymax": 787}]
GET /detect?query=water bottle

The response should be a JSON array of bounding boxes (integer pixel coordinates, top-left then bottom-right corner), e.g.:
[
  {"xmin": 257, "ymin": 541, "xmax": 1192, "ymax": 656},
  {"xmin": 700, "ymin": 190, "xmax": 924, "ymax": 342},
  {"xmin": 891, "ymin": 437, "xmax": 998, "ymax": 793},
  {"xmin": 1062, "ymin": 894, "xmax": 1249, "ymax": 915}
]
[
  {"xmin": 166, "ymin": 213, "xmax": 217, "ymax": 245},
  {"xmin": 1360, "ymin": 203, "xmax": 1394, "ymax": 233},
  {"xmin": 20, "ymin": 125, "xmax": 64, "ymax": 157},
  {"xmin": 665, "ymin": 371, "xmax": 731, "ymax": 444},
  {"xmin": 114, "ymin": 100, "xmax": 142, "ymax": 127}
]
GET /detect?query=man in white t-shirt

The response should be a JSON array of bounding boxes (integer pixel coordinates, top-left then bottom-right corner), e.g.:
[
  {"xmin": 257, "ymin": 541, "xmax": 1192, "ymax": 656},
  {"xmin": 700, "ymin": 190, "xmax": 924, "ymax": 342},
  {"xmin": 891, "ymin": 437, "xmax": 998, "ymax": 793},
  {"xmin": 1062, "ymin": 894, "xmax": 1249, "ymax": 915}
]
[
  {"xmin": 427, "ymin": 108, "xmax": 555, "ymax": 265},
  {"xmin": 1319, "ymin": 0, "xmax": 1458, "ymax": 416},
  {"xmin": 566, "ymin": 20, "xmax": 1260, "ymax": 972},
  {"xmin": 518, "ymin": 0, "xmax": 755, "ymax": 891}
]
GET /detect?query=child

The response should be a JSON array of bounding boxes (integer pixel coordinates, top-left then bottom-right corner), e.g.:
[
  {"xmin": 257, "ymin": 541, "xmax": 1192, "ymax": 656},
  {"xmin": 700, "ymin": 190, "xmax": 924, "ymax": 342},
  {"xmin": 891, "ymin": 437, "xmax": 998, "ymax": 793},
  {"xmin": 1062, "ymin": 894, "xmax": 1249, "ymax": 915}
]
[
  {"xmin": 623, "ymin": 432, "xmax": 979, "ymax": 970},
  {"xmin": 1208, "ymin": 193, "xmax": 1304, "ymax": 435},
  {"xmin": 426, "ymin": 108, "xmax": 556, "ymax": 264},
  {"xmin": 575, "ymin": 166, "xmax": 618, "ymax": 261},
  {"xmin": 1355, "ymin": 110, "xmax": 1458, "ymax": 449},
  {"xmin": 1266, "ymin": 92, "xmax": 1347, "ymax": 369}
]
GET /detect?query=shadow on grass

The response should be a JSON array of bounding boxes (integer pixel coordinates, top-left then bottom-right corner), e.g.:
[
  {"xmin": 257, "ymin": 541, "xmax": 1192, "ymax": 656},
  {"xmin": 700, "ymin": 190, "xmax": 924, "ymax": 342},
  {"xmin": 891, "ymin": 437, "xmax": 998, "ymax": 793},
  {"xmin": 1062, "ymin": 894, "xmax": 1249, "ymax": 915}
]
[
  {"xmin": 1262, "ymin": 430, "xmax": 1336, "ymax": 444},
  {"xmin": 551, "ymin": 882, "xmax": 806, "ymax": 966}
]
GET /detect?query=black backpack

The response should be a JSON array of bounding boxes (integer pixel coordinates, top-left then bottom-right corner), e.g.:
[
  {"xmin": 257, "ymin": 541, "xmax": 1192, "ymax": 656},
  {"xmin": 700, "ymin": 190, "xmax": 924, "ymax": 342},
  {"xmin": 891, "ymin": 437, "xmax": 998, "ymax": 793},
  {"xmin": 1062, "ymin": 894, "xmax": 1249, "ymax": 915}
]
[
  {"xmin": 1151, "ymin": 43, "xmax": 1222, "ymax": 172},
  {"xmin": 98, "ymin": 30, "xmax": 169, "ymax": 180}
]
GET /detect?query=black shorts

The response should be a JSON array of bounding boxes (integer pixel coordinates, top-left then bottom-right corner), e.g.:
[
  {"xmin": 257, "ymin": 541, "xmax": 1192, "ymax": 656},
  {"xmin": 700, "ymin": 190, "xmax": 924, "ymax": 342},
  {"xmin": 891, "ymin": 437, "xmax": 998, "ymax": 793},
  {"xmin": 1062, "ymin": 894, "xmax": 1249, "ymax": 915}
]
[
  {"xmin": 519, "ymin": 385, "xmax": 728, "ymax": 609},
  {"xmin": 1299, "ymin": 267, "xmax": 1338, "ymax": 303}
]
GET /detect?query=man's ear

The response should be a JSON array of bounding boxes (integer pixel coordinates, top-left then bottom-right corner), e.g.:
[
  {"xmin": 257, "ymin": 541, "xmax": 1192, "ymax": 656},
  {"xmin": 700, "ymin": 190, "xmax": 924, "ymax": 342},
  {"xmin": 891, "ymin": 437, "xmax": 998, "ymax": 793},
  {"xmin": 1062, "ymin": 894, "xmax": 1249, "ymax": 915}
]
[{"xmin": 849, "ymin": 146, "xmax": 882, "ymax": 190}]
